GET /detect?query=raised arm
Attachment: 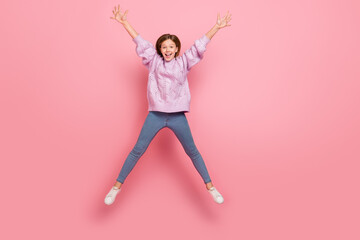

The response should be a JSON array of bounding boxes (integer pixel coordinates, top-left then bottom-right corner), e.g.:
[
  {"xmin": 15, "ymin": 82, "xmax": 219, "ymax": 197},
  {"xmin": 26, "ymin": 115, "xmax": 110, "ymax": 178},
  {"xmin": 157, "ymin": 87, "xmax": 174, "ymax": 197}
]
[
  {"xmin": 181, "ymin": 12, "xmax": 232, "ymax": 71},
  {"xmin": 205, "ymin": 11, "xmax": 232, "ymax": 40},
  {"xmin": 110, "ymin": 5, "xmax": 156, "ymax": 67},
  {"xmin": 110, "ymin": 5, "xmax": 139, "ymax": 39}
]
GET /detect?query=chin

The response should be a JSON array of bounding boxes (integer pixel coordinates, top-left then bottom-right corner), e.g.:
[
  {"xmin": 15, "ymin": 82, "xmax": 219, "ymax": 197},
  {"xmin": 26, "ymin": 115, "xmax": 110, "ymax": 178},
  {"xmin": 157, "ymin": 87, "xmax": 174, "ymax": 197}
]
[{"xmin": 164, "ymin": 57, "xmax": 175, "ymax": 61}]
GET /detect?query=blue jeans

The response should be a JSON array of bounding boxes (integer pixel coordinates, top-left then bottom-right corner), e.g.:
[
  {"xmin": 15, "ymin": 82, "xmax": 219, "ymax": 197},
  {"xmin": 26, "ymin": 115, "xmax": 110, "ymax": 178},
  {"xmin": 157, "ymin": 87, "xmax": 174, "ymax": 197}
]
[{"xmin": 116, "ymin": 111, "xmax": 212, "ymax": 184}]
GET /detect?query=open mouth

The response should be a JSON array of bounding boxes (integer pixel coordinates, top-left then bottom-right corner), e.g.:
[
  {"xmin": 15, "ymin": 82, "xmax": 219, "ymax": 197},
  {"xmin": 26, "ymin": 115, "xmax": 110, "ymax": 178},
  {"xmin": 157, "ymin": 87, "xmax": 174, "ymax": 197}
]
[{"xmin": 165, "ymin": 53, "xmax": 172, "ymax": 58}]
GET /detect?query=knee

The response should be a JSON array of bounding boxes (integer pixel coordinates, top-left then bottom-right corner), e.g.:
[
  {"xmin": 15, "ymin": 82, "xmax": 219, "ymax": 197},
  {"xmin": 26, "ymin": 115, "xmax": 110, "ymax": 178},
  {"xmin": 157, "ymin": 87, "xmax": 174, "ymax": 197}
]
[
  {"xmin": 185, "ymin": 145, "xmax": 200, "ymax": 158},
  {"xmin": 130, "ymin": 144, "xmax": 146, "ymax": 157}
]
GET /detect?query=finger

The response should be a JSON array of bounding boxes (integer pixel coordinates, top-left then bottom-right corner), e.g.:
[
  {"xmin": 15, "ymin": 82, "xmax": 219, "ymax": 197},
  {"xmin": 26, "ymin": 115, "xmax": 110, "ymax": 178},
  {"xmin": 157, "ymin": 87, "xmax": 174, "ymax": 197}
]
[
  {"xmin": 227, "ymin": 13, "xmax": 231, "ymax": 19},
  {"xmin": 124, "ymin": 9, "xmax": 128, "ymax": 17},
  {"xmin": 217, "ymin": 13, "xmax": 220, "ymax": 21},
  {"xmin": 223, "ymin": 12, "xmax": 228, "ymax": 19}
]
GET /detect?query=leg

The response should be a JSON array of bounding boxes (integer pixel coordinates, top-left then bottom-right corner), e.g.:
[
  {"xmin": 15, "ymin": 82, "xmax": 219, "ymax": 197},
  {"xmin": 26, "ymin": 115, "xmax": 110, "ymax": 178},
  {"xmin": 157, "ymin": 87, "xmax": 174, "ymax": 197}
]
[
  {"xmin": 116, "ymin": 112, "xmax": 165, "ymax": 184},
  {"xmin": 167, "ymin": 113, "xmax": 224, "ymax": 204},
  {"xmin": 167, "ymin": 112, "xmax": 212, "ymax": 184}
]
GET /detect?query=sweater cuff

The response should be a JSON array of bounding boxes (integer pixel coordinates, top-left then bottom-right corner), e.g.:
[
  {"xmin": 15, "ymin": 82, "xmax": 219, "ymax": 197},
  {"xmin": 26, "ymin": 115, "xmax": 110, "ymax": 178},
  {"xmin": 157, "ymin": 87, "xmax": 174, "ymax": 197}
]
[
  {"xmin": 132, "ymin": 34, "xmax": 142, "ymax": 44},
  {"xmin": 200, "ymin": 34, "xmax": 211, "ymax": 46}
]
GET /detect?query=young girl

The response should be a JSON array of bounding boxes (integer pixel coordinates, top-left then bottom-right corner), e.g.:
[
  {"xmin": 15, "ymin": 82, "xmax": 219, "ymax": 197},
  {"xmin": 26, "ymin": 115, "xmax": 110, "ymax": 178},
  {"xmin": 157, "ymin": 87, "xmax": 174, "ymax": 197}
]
[{"xmin": 106, "ymin": 5, "xmax": 231, "ymax": 205}]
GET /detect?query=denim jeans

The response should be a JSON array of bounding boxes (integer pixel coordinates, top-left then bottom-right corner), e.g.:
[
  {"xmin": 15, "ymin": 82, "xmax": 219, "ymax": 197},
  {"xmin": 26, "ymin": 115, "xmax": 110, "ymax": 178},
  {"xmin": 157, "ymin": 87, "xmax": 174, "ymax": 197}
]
[{"xmin": 116, "ymin": 111, "xmax": 212, "ymax": 184}]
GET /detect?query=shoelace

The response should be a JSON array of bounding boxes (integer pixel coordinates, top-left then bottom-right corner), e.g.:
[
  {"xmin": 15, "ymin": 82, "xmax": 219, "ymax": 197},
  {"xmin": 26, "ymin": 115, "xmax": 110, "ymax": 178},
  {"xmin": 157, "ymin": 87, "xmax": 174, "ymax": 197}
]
[
  {"xmin": 209, "ymin": 188, "xmax": 222, "ymax": 199},
  {"xmin": 107, "ymin": 188, "xmax": 120, "ymax": 198}
]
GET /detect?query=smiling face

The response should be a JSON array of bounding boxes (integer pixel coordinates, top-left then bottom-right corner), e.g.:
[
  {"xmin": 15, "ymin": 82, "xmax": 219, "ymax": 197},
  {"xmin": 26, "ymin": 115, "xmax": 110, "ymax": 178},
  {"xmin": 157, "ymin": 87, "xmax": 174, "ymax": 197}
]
[{"xmin": 160, "ymin": 39, "xmax": 178, "ymax": 61}]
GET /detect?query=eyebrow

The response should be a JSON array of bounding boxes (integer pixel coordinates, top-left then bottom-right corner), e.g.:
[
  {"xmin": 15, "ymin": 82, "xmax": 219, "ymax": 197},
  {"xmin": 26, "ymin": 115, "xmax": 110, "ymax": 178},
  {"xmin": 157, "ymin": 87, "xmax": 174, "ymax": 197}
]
[{"xmin": 162, "ymin": 43, "xmax": 176, "ymax": 47}]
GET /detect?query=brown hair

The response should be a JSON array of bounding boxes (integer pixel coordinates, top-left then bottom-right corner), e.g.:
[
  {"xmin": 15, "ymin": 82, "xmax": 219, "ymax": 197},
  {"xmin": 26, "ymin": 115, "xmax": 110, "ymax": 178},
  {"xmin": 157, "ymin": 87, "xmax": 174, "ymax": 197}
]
[{"xmin": 156, "ymin": 34, "xmax": 181, "ymax": 58}]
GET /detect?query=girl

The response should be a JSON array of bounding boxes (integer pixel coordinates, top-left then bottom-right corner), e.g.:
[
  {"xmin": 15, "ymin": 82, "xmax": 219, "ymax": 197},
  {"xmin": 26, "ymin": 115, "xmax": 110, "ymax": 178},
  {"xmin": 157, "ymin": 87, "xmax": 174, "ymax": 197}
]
[{"xmin": 106, "ymin": 5, "xmax": 231, "ymax": 205}]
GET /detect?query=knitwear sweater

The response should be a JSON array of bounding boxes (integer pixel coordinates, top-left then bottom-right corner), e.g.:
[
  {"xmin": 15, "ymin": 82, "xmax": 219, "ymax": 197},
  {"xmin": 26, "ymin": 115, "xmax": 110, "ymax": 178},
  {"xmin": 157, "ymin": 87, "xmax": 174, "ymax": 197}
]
[{"xmin": 133, "ymin": 34, "xmax": 211, "ymax": 113}]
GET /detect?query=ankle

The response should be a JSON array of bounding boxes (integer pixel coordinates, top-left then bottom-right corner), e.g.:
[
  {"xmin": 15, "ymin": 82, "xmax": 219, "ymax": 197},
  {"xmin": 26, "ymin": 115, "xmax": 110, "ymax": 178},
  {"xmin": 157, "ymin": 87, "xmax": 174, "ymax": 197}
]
[
  {"xmin": 114, "ymin": 181, "xmax": 122, "ymax": 189},
  {"xmin": 206, "ymin": 182, "xmax": 214, "ymax": 190}
]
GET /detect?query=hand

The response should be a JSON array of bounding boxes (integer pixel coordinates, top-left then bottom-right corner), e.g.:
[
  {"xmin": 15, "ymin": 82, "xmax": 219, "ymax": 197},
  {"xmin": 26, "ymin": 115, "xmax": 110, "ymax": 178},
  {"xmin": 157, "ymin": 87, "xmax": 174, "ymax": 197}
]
[
  {"xmin": 216, "ymin": 11, "xmax": 232, "ymax": 29},
  {"xmin": 110, "ymin": 5, "xmax": 128, "ymax": 24}
]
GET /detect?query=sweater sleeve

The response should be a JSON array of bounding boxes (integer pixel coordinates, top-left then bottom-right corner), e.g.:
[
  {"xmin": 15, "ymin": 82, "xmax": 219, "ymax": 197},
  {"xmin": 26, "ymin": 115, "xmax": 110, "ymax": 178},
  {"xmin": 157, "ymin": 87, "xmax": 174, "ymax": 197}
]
[
  {"xmin": 181, "ymin": 35, "xmax": 211, "ymax": 71},
  {"xmin": 133, "ymin": 34, "xmax": 157, "ymax": 68}
]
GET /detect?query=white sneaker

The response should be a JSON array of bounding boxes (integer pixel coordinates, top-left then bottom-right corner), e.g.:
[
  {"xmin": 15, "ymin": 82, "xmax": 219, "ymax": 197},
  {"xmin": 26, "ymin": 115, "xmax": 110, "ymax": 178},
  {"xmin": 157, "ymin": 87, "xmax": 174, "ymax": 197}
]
[
  {"xmin": 208, "ymin": 187, "xmax": 224, "ymax": 204},
  {"xmin": 104, "ymin": 186, "xmax": 121, "ymax": 205}
]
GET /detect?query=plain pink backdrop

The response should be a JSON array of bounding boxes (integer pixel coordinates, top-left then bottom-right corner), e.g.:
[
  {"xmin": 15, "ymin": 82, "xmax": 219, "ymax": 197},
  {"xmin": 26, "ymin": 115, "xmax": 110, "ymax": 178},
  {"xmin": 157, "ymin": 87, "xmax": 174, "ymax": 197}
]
[{"xmin": 1, "ymin": 0, "xmax": 359, "ymax": 239}]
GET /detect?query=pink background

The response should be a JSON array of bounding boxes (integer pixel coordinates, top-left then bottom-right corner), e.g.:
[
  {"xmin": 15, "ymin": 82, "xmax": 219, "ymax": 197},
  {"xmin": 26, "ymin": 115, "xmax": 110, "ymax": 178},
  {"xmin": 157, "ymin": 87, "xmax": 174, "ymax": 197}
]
[{"xmin": 1, "ymin": 0, "xmax": 359, "ymax": 239}]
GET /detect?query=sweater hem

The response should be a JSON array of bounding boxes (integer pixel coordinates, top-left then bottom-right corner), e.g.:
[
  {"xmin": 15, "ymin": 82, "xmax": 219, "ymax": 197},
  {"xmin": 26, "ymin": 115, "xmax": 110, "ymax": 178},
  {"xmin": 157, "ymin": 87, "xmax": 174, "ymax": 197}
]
[{"xmin": 148, "ymin": 107, "xmax": 190, "ymax": 113}]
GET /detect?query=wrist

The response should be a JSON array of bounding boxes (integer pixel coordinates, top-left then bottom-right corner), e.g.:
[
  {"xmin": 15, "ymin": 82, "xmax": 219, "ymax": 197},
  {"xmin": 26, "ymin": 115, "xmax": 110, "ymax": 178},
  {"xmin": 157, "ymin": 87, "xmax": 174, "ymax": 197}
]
[
  {"xmin": 214, "ymin": 24, "xmax": 221, "ymax": 30},
  {"xmin": 121, "ymin": 20, "xmax": 129, "ymax": 26}
]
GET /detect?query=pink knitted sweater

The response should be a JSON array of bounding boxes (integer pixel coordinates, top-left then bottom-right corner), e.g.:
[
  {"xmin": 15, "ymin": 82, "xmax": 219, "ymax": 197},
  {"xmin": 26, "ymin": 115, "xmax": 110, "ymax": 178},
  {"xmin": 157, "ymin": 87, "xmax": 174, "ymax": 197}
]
[{"xmin": 133, "ymin": 34, "xmax": 211, "ymax": 113}]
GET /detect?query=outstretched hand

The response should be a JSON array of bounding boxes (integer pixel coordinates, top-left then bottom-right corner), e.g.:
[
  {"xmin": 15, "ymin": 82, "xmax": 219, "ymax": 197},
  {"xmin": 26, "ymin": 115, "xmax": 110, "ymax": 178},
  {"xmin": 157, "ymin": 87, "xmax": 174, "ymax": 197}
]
[
  {"xmin": 110, "ymin": 5, "xmax": 128, "ymax": 24},
  {"xmin": 216, "ymin": 11, "xmax": 232, "ymax": 29}
]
